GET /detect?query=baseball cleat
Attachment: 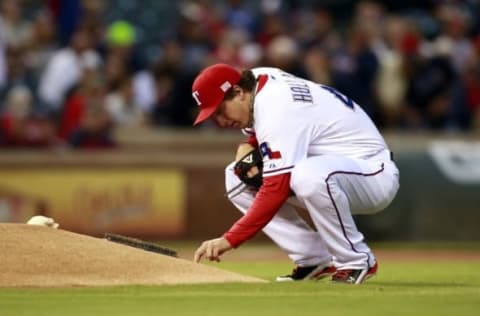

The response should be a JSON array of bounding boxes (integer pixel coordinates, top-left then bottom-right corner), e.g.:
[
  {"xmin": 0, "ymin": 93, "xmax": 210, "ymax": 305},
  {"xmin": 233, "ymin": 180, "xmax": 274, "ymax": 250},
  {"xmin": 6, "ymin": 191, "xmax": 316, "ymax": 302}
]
[
  {"xmin": 331, "ymin": 261, "xmax": 378, "ymax": 284},
  {"xmin": 276, "ymin": 264, "xmax": 337, "ymax": 282}
]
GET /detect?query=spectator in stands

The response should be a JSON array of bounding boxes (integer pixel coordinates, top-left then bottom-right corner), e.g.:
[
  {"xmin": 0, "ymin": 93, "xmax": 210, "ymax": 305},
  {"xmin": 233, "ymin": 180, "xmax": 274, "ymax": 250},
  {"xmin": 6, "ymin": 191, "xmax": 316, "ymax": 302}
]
[
  {"xmin": 434, "ymin": 3, "xmax": 474, "ymax": 75},
  {"xmin": 238, "ymin": 41, "xmax": 263, "ymax": 69},
  {"xmin": 176, "ymin": 5, "xmax": 212, "ymax": 70},
  {"xmin": 23, "ymin": 11, "xmax": 58, "ymax": 90},
  {"xmin": 78, "ymin": 0, "xmax": 107, "ymax": 50},
  {"xmin": 374, "ymin": 16, "xmax": 410, "ymax": 128},
  {"xmin": 68, "ymin": 100, "xmax": 115, "ymax": 149},
  {"xmin": 451, "ymin": 39, "xmax": 480, "ymax": 130},
  {"xmin": 303, "ymin": 46, "xmax": 332, "ymax": 86},
  {"xmin": 179, "ymin": 0, "xmax": 225, "ymax": 46},
  {"xmin": 330, "ymin": 25, "xmax": 380, "ymax": 122},
  {"xmin": 2, "ymin": 46, "xmax": 36, "ymax": 101},
  {"xmin": 0, "ymin": 14, "xmax": 6, "ymax": 92},
  {"xmin": 151, "ymin": 60, "xmax": 197, "ymax": 127},
  {"xmin": 223, "ymin": 0, "xmax": 256, "ymax": 36},
  {"xmin": 0, "ymin": 85, "xmax": 56, "ymax": 147},
  {"xmin": 255, "ymin": 11, "xmax": 285, "ymax": 48},
  {"xmin": 466, "ymin": 38, "xmax": 480, "ymax": 129},
  {"xmin": 37, "ymin": 26, "xmax": 100, "ymax": 114},
  {"xmin": 265, "ymin": 35, "xmax": 307, "ymax": 78},
  {"xmin": 211, "ymin": 27, "xmax": 249, "ymax": 68},
  {"xmin": 354, "ymin": 0, "xmax": 385, "ymax": 50},
  {"xmin": 49, "ymin": 0, "xmax": 83, "ymax": 46},
  {"xmin": 403, "ymin": 38, "xmax": 456, "ymax": 129},
  {"xmin": 151, "ymin": 62, "xmax": 177, "ymax": 126},
  {"xmin": 48, "ymin": 25, "xmax": 115, "ymax": 149},
  {"xmin": 0, "ymin": 0, "xmax": 32, "ymax": 49},
  {"xmin": 293, "ymin": 4, "xmax": 339, "ymax": 52},
  {"xmin": 104, "ymin": 20, "xmax": 156, "ymax": 119},
  {"xmin": 57, "ymin": 58, "xmax": 105, "ymax": 140},
  {"xmin": 105, "ymin": 74, "xmax": 146, "ymax": 127},
  {"xmin": 1, "ymin": 0, "xmax": 480, "ymax": 133}
]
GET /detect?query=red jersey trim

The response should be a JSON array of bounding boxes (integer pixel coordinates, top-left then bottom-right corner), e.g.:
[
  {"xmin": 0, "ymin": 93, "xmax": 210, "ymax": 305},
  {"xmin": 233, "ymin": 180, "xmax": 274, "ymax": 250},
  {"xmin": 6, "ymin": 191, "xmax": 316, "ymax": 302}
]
[
  {"xmin": 247, "ymin": 135, "xmax": 258, "ymax": 148},
  {"xmin": 256, "ymin": 74, "xmax": 269, "ymax": 94}
]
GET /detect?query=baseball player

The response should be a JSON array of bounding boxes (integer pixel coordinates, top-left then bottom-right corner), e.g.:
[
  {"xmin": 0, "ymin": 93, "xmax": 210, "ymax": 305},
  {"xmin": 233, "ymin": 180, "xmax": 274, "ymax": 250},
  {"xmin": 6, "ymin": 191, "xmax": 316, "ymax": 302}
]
[{"xmin": 192, "ymin": 63, "xmax": 399, "ymax": 284}]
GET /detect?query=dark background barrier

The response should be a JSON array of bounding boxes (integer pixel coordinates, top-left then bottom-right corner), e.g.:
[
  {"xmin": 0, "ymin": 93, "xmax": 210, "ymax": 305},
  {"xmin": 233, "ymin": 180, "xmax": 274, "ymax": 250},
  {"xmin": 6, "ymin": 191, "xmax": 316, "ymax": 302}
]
[{"xmin": 357, "ymin": 136, "xmax": 480, "ymax": 241}]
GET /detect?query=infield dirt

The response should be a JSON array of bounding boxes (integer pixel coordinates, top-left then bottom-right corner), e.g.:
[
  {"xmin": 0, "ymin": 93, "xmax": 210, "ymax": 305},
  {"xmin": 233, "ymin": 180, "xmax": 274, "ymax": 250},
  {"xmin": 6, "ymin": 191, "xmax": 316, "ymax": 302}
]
[{"xmin": 0, "ymin": 224, "xmax": 265, "ymax": 287}]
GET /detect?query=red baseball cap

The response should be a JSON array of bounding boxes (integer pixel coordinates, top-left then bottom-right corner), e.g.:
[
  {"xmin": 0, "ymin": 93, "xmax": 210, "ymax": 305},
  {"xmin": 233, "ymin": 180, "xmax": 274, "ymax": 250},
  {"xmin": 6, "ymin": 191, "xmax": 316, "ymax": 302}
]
[{"xmin": 192, "ymin": 63, "xmax": 241, "ymax": 125}]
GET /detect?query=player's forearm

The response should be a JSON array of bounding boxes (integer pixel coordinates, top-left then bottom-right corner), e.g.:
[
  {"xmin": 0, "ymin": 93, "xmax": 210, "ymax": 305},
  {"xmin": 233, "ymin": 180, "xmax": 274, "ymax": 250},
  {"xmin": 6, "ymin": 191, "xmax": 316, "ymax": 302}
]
[{"xmin": 224, "ymin": 173, "xmax": 291, "ymax": 247}]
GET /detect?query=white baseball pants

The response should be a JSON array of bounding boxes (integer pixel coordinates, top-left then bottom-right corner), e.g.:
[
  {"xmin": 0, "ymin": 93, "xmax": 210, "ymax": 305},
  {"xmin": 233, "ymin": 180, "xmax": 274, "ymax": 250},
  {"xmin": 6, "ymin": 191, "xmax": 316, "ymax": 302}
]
[{"xmin": 225, "ymin": 149, "xmax": 399, "ymax": 270}]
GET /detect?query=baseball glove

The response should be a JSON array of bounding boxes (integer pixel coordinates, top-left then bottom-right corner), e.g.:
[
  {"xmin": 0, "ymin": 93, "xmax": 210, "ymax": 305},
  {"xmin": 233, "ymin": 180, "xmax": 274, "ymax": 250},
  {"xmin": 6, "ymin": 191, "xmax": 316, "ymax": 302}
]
[{"xmin": 234, "ymin": 148, "xmax": 263, "ymax": 189}]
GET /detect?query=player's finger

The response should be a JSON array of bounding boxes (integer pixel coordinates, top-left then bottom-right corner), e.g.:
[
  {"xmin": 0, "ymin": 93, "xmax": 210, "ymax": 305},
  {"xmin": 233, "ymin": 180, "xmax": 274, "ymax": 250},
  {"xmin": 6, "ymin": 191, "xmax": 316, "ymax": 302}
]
[
  {"xmin": 208, "ymin": 244, "xmax": 221, "ymax": 262},
  {"xmin": 205, "ymin": 242, "xmax": 213, "ymax": 261},
  {"xmin": 207, "ymin": 243, "xmax": 217, "ymax": 261},
  {"xmin": 193, "ymin": 250, "xmax": 202, "ymax": 263},
  {"xmin": 212, "ymin": 244, "xmax": 220, "ymax": 261},
  {"xmin": 247, "ymin": 166, "xmax": 259, "ymax": 178},
  {"xmin": 193, "ymin": 243, "xmax": 206, "ymax": 263},
  {"xmin": 193, "ymin": 249, "xmax": 203, "ymax": 263}
]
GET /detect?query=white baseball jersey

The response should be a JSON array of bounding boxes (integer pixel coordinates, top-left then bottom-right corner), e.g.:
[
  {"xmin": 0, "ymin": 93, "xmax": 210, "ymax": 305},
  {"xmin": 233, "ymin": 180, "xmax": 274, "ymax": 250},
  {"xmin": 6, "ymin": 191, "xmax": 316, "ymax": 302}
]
[
  {"xmin": 227, "ymin": 67, "xmax": 400, "ymax": 271},
  {"xmin": 248, "ymin": 67, "xmax": 388, "ymax": 177}
]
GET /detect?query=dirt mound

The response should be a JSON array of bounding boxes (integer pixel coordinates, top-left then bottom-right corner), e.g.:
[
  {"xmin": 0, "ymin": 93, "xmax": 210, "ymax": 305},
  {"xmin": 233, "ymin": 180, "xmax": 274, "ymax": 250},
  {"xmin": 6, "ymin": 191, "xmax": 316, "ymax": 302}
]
[{"xmin": 0, "ymin": 224, "xmax": 266, "ymax": 287}]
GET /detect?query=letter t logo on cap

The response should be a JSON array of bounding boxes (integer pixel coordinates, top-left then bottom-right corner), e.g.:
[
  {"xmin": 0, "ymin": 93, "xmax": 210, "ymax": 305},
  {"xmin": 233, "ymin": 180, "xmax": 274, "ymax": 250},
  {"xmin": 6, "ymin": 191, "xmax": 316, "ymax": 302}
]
[{"xmin": 192, "ymin": 91, "xmax": 201, "ymax": 106}]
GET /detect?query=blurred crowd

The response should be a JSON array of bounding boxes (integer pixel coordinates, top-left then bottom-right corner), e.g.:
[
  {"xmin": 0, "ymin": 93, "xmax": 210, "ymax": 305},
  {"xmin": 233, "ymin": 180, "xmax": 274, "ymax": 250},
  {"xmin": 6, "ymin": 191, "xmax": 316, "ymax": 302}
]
[{"xmin": 1, "ymin": 0, "xmax": 480, "ymax": 149}]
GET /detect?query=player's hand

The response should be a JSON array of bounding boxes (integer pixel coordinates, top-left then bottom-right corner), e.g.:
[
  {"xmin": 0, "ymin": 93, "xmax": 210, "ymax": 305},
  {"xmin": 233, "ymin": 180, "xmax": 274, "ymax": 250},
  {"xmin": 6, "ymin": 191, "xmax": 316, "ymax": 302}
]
[
  {"xmin": 193, "ymin": 237, "xmax": 233, "ymax": 263},
  {"xmin": 234, "ymin": 143, "xmax": 263, "ymax": 189},
  {"xmin": 235, "ymin": 143, "xmax": 259, "ymax": 177}
]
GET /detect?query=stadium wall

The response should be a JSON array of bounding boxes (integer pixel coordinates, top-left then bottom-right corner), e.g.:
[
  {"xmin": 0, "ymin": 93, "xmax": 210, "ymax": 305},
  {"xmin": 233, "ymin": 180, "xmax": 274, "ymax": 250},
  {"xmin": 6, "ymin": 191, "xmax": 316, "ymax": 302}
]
[{"xmin": 0, "ymin": 129, "xmax": 479, "ymax": 241}]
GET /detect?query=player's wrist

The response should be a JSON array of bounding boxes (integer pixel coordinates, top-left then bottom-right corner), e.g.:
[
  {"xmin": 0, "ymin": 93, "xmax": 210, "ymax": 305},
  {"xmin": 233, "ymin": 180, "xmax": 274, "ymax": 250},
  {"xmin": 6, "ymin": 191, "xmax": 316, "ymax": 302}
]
[{"xmin": 235, "ymin": 143, "xmax": 256, "ymax": 161}]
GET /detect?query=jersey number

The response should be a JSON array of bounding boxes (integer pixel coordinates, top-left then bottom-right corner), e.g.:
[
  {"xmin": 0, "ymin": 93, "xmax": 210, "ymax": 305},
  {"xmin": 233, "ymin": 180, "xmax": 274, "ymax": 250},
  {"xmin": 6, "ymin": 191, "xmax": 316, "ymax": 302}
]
[{"xmin": 320, "ymin": 85, "xmax": 354, "ymax": 109}]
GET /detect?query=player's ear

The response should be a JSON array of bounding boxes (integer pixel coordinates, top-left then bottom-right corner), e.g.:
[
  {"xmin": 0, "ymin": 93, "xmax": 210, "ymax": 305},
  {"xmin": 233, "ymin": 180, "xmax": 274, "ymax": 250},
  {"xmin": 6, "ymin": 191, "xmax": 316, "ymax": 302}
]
[
  {"xmin": 233, "ymin": 85, "xmax": 244, "ymax": 99},
  {"xmin": 235, "ymin": 86, "xmax": 247, "ymax": 101}
]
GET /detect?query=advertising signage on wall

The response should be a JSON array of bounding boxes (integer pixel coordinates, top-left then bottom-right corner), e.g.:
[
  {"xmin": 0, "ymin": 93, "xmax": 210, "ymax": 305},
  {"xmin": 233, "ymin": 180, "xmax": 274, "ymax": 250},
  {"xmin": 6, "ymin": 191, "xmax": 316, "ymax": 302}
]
[
  {"xmin": 429, "ymin": 141, "xmax": 480, "ymax": 185},
  {"xmin": 0, "ymin": 168, "xmax": 186, "ymax": 236}
]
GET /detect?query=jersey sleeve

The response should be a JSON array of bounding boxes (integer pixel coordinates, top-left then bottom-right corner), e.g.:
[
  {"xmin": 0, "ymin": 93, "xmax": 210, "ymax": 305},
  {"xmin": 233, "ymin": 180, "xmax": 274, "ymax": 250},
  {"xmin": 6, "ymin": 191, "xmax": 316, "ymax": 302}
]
[{"xmin": 223, "ymin": 173, "xmax": 291, "ymax": 247}]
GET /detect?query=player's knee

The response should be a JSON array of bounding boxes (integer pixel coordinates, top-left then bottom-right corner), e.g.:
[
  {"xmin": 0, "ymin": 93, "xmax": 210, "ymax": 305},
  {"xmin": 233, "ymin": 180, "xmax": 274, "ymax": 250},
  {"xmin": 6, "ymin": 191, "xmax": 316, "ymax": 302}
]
[
  {"xmin": 290, "ymin": 160, "xmax": 328, "ymax": 198},
  {"xmin": 224, "ymin": 161, "xmax": 256, "ymax": 210}
]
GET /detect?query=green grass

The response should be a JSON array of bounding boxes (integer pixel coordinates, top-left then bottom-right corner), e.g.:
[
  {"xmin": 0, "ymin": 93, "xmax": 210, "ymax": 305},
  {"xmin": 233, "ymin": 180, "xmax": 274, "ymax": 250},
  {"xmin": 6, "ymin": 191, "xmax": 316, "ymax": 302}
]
[{"xmin": 1, "ymin": 260, "xmax": 479, "ymax": 316}]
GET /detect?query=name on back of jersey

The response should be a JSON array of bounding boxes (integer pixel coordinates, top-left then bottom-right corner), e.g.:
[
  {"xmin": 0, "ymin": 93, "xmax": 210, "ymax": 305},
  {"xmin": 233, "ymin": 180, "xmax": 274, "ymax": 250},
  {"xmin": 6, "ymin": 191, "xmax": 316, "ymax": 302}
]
[{"xmin": 280, "ymin": 72, "xmax": 313, "ymax": 103}]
